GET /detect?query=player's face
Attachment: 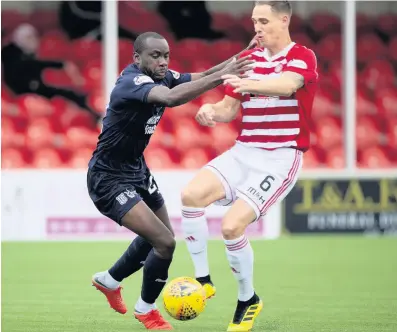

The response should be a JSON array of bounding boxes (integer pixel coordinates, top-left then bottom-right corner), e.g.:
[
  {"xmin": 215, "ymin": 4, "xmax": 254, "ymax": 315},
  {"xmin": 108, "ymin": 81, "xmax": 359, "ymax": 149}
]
[
  {"xmin": 252, "ymin": 5, "xmax": 289, "ymax": 49},
  {"xmin": 135, "ymin": 38, "xmax": 170, "ymax": 80}
]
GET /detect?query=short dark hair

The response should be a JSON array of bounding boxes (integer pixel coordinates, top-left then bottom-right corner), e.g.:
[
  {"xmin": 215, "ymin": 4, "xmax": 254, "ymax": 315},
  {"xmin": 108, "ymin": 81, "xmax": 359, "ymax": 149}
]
[
  {"xmin": 133, "ymin": 32, "xmax": 165, "ymax": 54},
  {"xmin": 255, "ymin": 1, "xmax": 292, "ymax": 16}
]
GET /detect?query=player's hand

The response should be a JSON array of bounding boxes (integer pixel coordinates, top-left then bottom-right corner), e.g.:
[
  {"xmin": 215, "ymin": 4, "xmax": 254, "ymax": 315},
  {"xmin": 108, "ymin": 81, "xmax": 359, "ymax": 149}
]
[
  {"xmin": 222, "ymin": 74, "xmax": 257, "ymax": 93},
  {"xmin": 221, "ymin": 56, "xmax": 255, "ymax": 78},
  {"xmin": 195, "ymin": 104, "xmax": 216, "ymax": 127}
]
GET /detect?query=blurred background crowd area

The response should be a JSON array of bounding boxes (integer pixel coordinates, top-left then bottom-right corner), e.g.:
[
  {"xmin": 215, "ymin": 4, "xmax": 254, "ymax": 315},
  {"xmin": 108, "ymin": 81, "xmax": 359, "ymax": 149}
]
[{"xmin": 1, "ymin": 1, "xmax": 397, "ymax": 170}]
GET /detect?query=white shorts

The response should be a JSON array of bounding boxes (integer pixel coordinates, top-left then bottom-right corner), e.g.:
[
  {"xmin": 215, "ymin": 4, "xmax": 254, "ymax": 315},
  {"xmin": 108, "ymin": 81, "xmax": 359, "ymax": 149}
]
[{"xmin": 204, "ymin": 143, "xmax": 303, "ymax": 221}]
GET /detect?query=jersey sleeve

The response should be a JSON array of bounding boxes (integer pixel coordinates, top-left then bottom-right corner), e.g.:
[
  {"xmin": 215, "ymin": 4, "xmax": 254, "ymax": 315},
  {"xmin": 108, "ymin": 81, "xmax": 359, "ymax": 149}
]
[
  {"xmin": 122, "ymin": 74, "xmax": 159, "ymax": 103},
  {"xmin": 224, "ymin": 84, "xmax": 245, "ymax": 101},
  {"xmin": 284, "ymin": 48, "xmax": 318, "ymax": 85},
  {"xmin": 169, "ymin": 69, "xmax": 192, "ymax": 88}
]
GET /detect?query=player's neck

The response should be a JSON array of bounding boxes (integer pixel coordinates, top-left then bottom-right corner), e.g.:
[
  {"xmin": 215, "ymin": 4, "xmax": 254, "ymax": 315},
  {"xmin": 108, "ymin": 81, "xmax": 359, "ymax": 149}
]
[{"xmin": 266, "ymin": 36, "xmax": 293, "ymax": 57}]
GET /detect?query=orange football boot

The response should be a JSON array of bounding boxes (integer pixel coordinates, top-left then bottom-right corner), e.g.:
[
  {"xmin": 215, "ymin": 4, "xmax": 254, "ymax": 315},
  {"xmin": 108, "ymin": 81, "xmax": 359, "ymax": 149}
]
[
  {"xmin": 92, "ymin": 277, "xmax": 127, "ymax": 314},
  {"xmin": 134, "ymin": 309, "xmax": 173, "ymax": 330}
]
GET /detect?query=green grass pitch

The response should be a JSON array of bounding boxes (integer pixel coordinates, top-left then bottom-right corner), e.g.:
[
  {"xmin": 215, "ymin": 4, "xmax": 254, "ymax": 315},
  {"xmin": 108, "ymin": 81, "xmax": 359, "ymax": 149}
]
[{"xmin": 2, "ymin": 237, "xmax": 397, "ymax": 332}]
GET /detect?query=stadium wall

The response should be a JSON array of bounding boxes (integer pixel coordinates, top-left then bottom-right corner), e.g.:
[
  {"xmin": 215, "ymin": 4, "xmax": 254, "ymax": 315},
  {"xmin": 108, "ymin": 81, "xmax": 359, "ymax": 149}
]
[{"xmin": 1, "ymin": 170, "xmax": 281, "ymax": 241}]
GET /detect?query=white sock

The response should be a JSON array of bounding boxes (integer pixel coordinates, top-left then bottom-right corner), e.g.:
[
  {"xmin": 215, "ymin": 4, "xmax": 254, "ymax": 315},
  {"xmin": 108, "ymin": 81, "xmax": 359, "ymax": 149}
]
[
  {"xmin": 224, "ymin": 234, "xmax": 255, "ymax": 302},
  {"xmin": 181, "ymin": 206, "xmax": 210, "ymax": 278},
  {"xmin": 135, "ymin": 296, "xmax": 157, "ymax": 314},
  {"xmin": 94, "ymin": 271, "xmax": 120, "ymax": 290}
]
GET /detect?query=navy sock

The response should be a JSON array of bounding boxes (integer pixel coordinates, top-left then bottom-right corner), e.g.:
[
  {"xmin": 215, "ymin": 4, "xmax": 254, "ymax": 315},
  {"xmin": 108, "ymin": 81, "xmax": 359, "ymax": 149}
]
[
  {"xmin": 141, "ymin": 250, "xmax": 172, "ymax": 304},
  {"xmin": 108, "ymin": 236, "xmax": 152, "ymax": 282}
]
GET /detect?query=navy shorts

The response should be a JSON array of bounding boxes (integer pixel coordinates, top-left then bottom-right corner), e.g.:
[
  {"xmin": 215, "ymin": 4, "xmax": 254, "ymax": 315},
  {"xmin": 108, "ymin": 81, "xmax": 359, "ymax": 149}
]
[{"xmin": 87, "ymin": 168, "xmax": 164, "ymax": 225}]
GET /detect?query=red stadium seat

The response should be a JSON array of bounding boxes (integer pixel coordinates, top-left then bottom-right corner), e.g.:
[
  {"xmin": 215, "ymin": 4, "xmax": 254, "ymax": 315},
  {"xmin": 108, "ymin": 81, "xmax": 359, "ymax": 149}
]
[
  {"xmin": 356, "ymin": 115, "xmax": 382, "ymax": 150},
  {"xmin": 388, "ymin": 36, "xmax": 397, "ymax": 62},
  {"xmin": 325, "ymin": 146, "xmax": 345, "ymax": 169},
  {"xmin": 72, "ymin": 40, "xmax": 101, "ymax": 65},
  {"xmin": 1, "ymin": 117, "xmax": 25, "ymax": 149},
  {"xmin": 38, "ymin": 33, "xmax": 70, "ymax": 61},
  {"xmin": 180, "ymin": 148, "xmax": 211, "ymax": 169},
  {"xmin": 200, "ymin": 88, "xmax": 225, "ymax": 105},
  {"xmin": 166, "ymin": 102, "xmax": 198, "ymax": 119},
  {"xmin": 208, "ymin": 40, "xmax": 245, "ymax": 63},
  {"xmin": 357, "ymin": 34, "xmax": 388, "ymax": 64},
  {"xmin": 42, "ymin": 69, "xmax": 75, "ymax": 89},
  {"xmin": 119, "ymin": 39, "xmax": 133, "ymax": 68},
  {"xmin": 87, "ymin": 91, "xmax": 106, "ymax": 116},
  {"xmin": 211, "ymin": 12, "xmax": 236, "ymax": 31},
  {"xmin": 374, "ymin": 87, "xmax": 397, "ymax": 117},
  {"xmin": 68, "ymin": 148, "xmax": 93, "ymax": 168},
  {"xmin": 145, "ymin": 147, "xmax": 176, "ymax": 169},
  {"xmin": 1, "ymin": 10, "xmax": 28, "ymax": 33},
  {"xmin": 356, "ymin": 86, "xmax": 376, "ymax": 115},
  {"xmin": 359, "ymin": 60, "xmax": 396, "ymax": 91},
  {"xmin": 31, "ymin": 148, "xmax": 64, "ymax": 168},
  {"xmin": 310, "ymin": 13, "xmax": 341, "ymax": 37},
  {"xmin": 24, "ymin": 118, "xmax": 55, "ymax": 150},
  {"xmin": 173, "ymin": 118, "xmax": 204, "ymax": 151},
  {"xmin": 315, "ymin": 116, "xmax": 342, "ymax": 150},
  {"xmin": 302, "ymin": 149, "xmax": 321, "ymax": 168},
  {"xmin": 358, "ymin": 146, "xmax": 392, "ymax": 168},
  {"xmin": 386, "ymin": 117, "xmax": 397, "ymax": 148},
  {"xmin": 82, "ymin": 62, "xmax": 103, "ymax": 91},
  {"xmin": 209, "ymin": 123, "xmax": 237, "ymax": 154},
  {"xmin": 64, "ymin": 127, "xmax": 98, "ymax": 151},
  {"xmin": 29, "ymin": 10, "xmax": 59, "ymax": 34},
  {"xmin": 312, "ymin": 86, "xmax": 340, "ymax": 119},
  {"xmin": 356, "ymin": 13, "xmax": 375, "ymax": 35},
  {"xmin": 118, "ymin": 4, "xmax": 168, "ymax": 35},
  {"xmin": 376, "ymin": 14, "xmax": 397, "ymax": 38},
  {"xmin": 308, "ymin": 12, "xmax": 341, "ymax": 36},
  {"xmin": 291, "ymin": 33, "xmax": 314, "ymax": 51},
  {"xmin": 2, "ymin": 148, "xmax": 27, "ymax": 169},
  {"xmin": 16, "ymin": 94, "xmax": 55, "ymax": 119},
  {"xmin": 173, "ymin": 39, "xmax": 211, "ymax": 64},
  {"xmin": 289, "ymin": 14, "xmax": 306, "ymax": 33},
  {"xmin": 315, "ymin": 34, "xmax": 341, "ymax": 63}
]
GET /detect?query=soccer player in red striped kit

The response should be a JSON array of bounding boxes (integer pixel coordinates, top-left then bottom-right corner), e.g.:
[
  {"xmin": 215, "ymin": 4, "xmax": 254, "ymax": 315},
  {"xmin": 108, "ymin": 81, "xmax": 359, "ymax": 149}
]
[{"xmin": 181, "ymin": 1, "xmax": 319, "ymax": 331}]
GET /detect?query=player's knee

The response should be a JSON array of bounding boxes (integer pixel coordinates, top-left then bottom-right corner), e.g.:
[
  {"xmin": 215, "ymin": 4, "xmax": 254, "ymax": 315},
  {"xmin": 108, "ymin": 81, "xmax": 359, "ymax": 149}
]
[
  {"xmin": 155, "ymin": 235, "xmax": 176, "ymax": 259},
  {"xmin": 181, "ymin": 186, "xmax": 205, "ymax": 208},
  {"xmin": 222, "ymin": 222, "xmax": 245, "ymax": 240}
]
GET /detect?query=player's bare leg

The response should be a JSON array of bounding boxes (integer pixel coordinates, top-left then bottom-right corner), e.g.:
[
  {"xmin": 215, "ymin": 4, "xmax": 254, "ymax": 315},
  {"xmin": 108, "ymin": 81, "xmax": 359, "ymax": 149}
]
[
  {"xmin": 92, "ymin": 205, "xmax": 174, "ymax": 316},
  {"xmin": 92, "ymin": 233, "xmax": 152, "ymax": 314},
  {"xmin": 94, "ymin": 202, "xmax": 174, "ymax": 330},
  {"xmin": 181, "ymin": 168, "xmax": 226, "ymax": 299},
  {"xmin": 222, "ymin": 199, "xmax": 262, "ymax": 332},
  {"xmin": 121, "ymin": 202, "xmax": 174, "ymax": 330}
]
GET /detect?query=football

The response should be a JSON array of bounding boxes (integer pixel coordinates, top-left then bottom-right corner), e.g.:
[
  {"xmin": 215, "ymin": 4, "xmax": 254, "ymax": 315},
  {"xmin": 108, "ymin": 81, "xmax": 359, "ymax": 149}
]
[{"xmin": 162, "ymin": 276, "xmax": 207, "ymax": 321}]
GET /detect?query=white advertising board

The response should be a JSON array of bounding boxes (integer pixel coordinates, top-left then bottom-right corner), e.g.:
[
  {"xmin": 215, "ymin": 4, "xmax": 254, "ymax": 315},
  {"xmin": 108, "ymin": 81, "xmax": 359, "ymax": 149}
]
[{"xmin": 1, "ymin": 170, "xmax": 281, "ymax": 241}]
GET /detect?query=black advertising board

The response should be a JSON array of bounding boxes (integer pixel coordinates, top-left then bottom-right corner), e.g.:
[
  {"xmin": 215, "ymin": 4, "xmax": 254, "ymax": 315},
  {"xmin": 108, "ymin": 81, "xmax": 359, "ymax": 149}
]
[{"xmin": 285, "ymin": 178, "xmax": 397, "ymax": 234}]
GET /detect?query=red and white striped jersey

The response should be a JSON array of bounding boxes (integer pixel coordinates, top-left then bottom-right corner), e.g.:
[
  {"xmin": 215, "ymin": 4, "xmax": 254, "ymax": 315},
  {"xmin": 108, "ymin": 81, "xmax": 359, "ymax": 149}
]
[{"xmin": 225, "ymin": 42, "xmax": 318, "ymax": 152}]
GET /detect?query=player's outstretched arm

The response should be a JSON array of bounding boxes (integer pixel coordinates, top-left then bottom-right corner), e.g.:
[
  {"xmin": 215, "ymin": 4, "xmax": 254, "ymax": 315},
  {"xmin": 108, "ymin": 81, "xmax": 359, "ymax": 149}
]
[
  {"xmin": 190, "ymin": 37, "xmax": 257, "ymax": 81},
  {"xmin": 196, "ymin": 96, "xmax": 241, "ymax": 127},
  {"xmin": 146, "ymin": 56, "xmax": 254, "ymax": 107},
  {"xmin": 222, "ymin": 72, "xmax": 304, "ymax": 97}
]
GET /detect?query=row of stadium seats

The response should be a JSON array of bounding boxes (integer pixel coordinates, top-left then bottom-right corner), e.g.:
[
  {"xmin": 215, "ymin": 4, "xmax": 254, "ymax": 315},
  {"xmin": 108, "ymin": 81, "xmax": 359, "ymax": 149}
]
[
  {"xmin": 2, "ymin": 88, "xmax": 397, "ymax": 169},
  {"xmin": 2, "ymin": 5, "xmax": 397, "ymax": 40},
  {"xmin": 2, "ymin": 5, "xmax": 397, "ymax": 169}
]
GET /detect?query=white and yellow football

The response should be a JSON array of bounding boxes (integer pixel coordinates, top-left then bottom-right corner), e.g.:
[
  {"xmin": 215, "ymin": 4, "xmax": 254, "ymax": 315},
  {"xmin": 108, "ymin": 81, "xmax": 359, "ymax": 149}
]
[{"xmin": 162, "ymin": 276, "xmax": 207, "ymax": 321}]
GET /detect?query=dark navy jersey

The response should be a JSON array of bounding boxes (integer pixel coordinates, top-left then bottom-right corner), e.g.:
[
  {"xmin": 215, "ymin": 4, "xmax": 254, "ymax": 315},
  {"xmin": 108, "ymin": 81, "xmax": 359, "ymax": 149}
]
[{"xmin": 88, "ymin": 63, "xmax": 191, "ymax": 176}]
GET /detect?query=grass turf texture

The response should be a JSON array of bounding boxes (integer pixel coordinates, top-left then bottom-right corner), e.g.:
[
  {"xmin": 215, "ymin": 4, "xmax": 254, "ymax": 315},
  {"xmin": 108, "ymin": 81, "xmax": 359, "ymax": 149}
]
[{"xmin": 2, "ymin": 237, "xmax": 397, "ymax": 332}]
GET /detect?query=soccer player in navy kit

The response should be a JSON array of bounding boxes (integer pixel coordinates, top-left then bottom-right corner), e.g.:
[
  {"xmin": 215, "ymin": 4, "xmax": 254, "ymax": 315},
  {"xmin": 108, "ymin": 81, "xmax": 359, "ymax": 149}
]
[{"xmin": 87, "ymin": 32, "xmax": 254, "ymax": 330}]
